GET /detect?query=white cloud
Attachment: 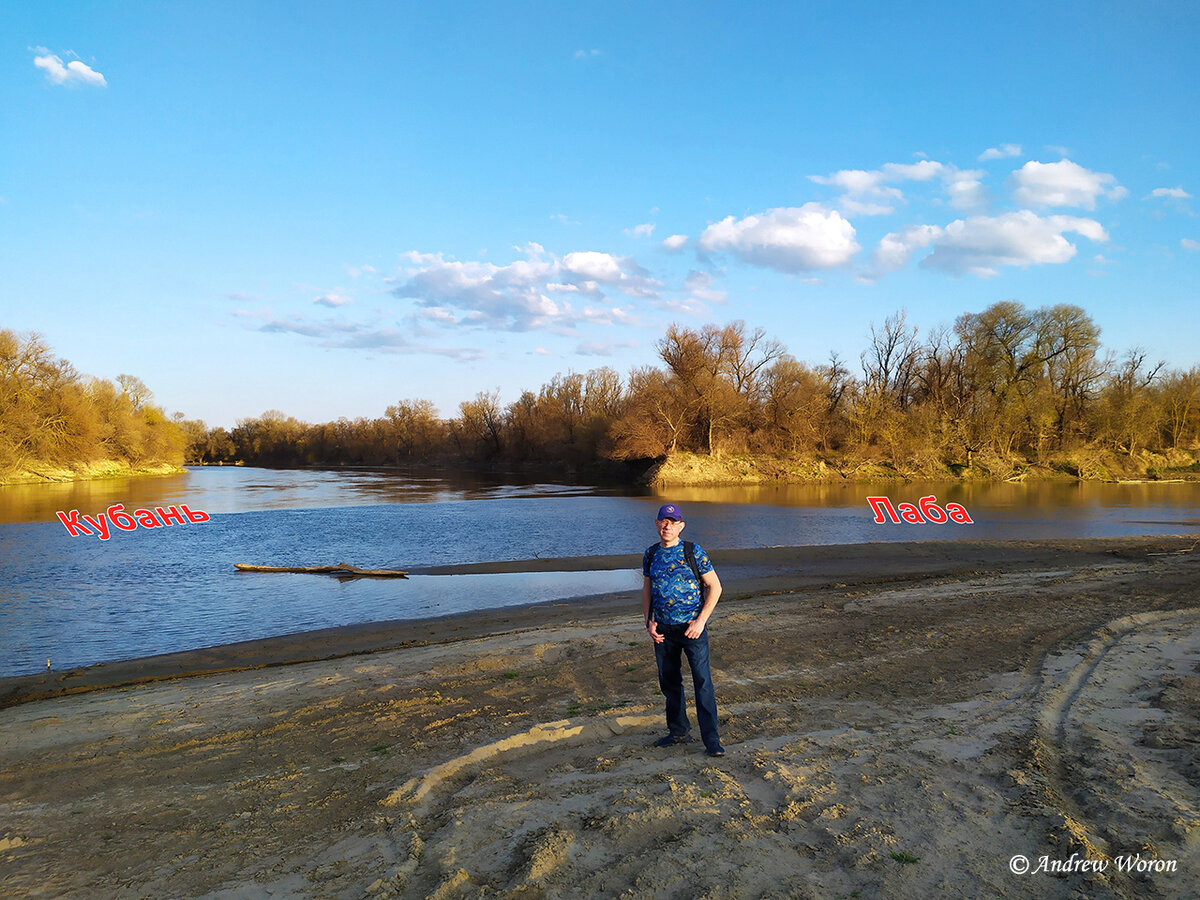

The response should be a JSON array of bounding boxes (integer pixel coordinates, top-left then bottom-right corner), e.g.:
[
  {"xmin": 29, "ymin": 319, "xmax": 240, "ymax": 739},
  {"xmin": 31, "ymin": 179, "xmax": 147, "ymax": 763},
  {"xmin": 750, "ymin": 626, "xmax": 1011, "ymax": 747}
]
[
  {"xmin": 812, "ymin": 161, "xmax": 946, "ymax": 195},
  {"xmin": 1182, "ymin": 238, "xmax": 1200, "ymax": 252},
  {"xmin": 33, "ymin": 50, "xmax": 107, "ymax": 87},
  {"xmin": 237, "ymin": 310, "xmax": 484, "ymax": 360},
  {"xmin": 881, "ymin": 161, "xmax": 946, "ymax": 182},
  {"xmin": 683, "ymin": 269, "xmax": 728, "ymax": 304},
  {"xmin": 697, "ymin": 204, "xmax": 860, "ymax": 272},
  {"xmin": 562, "ymin": 250, "xmax": 624, "ymax": 282},
  {"xmin": 574, "ymin": 49, "xmax": 601, "ymax": 59},
  {"xmin": 653, "ymin": 297, "xmax": 708, "ymax": 317},
  {"xmin": 809, "ymin": 166, "xmax": 912, "ymax": 215},
  {"xmin": 580, "ymin": 305, "xmax": 639, "ymax": 326},
  {"xmin": 863, "ymin": 224, "xmax": 943, "ymax": 279},
  {"xmin": 622, "ymin": 222, "xmax": 655, "ymax": 238},
  {"xmin": 944, "ymin": 169, "xmax": 988, "ymax": 211},
  {"xmin": 810, "ymin": 159, "xmax": 986, "ymax": 214},
  {"xmin": 920, "ymin": 211, "xmax": 1108, "ymax": 277},
  {"xmin": 859, "ymin": 209, "xmax": 1112, "ymax": 281},
  {"xmin": 1011, "ymin": 159, "xmax": 1126, "ymax": 210},
  {"xmin": 661, "ymin": 234, "xmax": 688, "ymax": 251},
  {"xmin": 393, "ymin": 244, "xmax": 660, "ymax": 331},
  {"xmin": 978, "ymin": 144, "xmax": 1022, "ymax": 161},
  {"xmin": 1147, "ymin": 187, "xmax": 1191, "ymax": 200},
  {"xmin": 313, "ymin": 291, "xmax": 352, "ymax": 308},
  {"xmin": 811, "ymin": 168, "xmax": 891, "ymax": 195},
  {"xmin": 414, "ymin": 306, "xmax": 461, "ymax": 324},
  {"xmin": 577, "ymin": 339, "xmax": 637, "ymax": 356},
  {"xmin": 839, "ymin": 195, "xmax": 902, "ymax": 216}
]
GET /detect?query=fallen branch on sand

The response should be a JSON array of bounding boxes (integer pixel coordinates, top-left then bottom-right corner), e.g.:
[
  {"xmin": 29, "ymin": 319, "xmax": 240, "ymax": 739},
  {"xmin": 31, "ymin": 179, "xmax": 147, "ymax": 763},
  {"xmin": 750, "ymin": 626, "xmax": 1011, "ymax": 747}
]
[
  {"xmin": 234, "ymin": 563, "xmax": 409, "ymax": 578},
  {"xmin": 1147, "ymin": 538, "xmax": 1200, "ymax": 557}
]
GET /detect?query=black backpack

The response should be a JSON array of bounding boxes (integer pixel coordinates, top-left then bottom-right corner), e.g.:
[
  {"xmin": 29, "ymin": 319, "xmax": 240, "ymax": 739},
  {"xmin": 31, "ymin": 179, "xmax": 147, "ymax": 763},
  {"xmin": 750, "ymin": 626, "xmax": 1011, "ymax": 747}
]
[{"xmin": 645, "ymin": 540, "xmax": 702, "ymax": 585}]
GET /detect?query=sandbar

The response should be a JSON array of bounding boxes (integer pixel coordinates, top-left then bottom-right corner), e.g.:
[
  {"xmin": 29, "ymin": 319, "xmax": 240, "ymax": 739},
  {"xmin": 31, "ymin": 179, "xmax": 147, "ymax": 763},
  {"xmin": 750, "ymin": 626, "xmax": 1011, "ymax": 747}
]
[{"xmin": 1, "ymin": 535, "xmax": 1198, "ymax": 898}]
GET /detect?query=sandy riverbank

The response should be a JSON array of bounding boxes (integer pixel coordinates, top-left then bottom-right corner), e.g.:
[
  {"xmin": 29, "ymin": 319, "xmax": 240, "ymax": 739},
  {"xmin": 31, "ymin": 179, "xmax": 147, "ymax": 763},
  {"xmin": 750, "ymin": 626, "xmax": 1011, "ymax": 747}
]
[
  {"xmin": 2, "ymin": 536, "xmax": 1199, "ymax": 898},
  {"xmin": 645, "ymin": 448, "xmax": 1200, "ymax": 487},
  {"xmin": 0, "ymin": 459, "xmax": 185, "ymax": 486}
]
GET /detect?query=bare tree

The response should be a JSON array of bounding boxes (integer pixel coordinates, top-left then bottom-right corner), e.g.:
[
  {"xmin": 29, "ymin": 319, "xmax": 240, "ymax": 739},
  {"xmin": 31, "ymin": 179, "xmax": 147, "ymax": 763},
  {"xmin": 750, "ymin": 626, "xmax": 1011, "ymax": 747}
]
[
  {"xmin": 1095, "ymin": 350, "xmax": 1164, "ymax": 454},
  {"xmin": 457, "ymin": 390, "xmax": 505, "ymax": 457},
  {"xmin": 861, "ymin": 310, "xmax": 919, "ymax": 409},
  {"xmin": 608, "ymin": 366, "xmax": 694, "ymax": 458},
  {"xmin": 1035, "ymin": 304, "xmax": 1103, "ymax": 448},
  {"xmin": 1159, "ymin": 367, "xmax": 1200, "ymax": 449}
]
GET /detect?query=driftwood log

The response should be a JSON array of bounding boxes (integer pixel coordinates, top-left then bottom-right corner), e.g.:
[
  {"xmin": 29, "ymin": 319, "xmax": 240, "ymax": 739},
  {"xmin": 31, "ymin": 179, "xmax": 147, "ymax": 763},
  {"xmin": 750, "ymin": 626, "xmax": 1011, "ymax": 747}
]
[{"xmin": 234, "ymin": 562, "xmax": 409, "ymax": 578}]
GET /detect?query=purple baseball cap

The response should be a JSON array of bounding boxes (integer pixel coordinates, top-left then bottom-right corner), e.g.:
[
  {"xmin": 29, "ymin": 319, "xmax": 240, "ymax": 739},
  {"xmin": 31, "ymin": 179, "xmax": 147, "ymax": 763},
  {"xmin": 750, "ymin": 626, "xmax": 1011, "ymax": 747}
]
[{"xmin": 657, "ymin": 503, "xmax": 683, "ymax": 521}]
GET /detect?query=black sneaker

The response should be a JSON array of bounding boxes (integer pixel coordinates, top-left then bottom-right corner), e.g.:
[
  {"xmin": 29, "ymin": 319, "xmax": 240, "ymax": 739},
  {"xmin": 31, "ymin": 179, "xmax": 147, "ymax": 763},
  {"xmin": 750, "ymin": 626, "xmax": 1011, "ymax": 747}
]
[
  {"xmin": 653, "ymin": 734, "xmax": 691, "ymax": 747},
  {"xmin": 705, "ymin": 744, "xmax": 726, "ymax": 757}
]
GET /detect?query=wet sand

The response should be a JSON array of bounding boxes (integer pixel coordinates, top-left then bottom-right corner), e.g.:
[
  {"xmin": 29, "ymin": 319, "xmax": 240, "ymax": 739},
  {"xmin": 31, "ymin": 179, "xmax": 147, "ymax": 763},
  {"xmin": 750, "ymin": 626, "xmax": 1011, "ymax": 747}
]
[{"xmin": 1, "ymin": 535, "xmax": 1198, "ymax": 898}]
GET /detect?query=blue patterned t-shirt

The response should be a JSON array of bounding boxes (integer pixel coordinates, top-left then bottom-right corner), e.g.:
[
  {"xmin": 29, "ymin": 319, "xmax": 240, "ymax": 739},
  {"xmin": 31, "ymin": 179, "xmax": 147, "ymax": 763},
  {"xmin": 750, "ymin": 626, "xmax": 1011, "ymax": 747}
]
[{"xmin": 643, "ymin": 541, "xmax": 714, "ymax": 625}]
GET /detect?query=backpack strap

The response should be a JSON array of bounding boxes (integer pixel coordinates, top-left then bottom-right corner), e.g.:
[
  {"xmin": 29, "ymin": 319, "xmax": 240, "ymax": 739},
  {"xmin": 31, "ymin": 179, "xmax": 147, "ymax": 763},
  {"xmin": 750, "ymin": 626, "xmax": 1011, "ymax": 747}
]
[
  {"xmin": 682, "ymin": 541, "xmax": 702, "ymax": 584},
  {"xmin": 647, "ymin": 542, "xmax": 703, "ymax": 585}
]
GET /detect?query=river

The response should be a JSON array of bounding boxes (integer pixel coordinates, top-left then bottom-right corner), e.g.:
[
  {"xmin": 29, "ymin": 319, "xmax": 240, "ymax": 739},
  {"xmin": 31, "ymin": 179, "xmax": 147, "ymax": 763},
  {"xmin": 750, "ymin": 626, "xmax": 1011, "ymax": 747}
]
[{"xmin": 1, "ymin": 467, "xmax": 1197, "ymax": 677}]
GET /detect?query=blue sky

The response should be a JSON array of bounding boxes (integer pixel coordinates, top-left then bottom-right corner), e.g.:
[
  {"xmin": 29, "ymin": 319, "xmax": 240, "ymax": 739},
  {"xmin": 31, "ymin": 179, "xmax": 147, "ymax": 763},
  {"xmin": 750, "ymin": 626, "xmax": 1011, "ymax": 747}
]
[{"xmin": 2, "ymin": 1, "xmax": 1198, "ymax": 427}]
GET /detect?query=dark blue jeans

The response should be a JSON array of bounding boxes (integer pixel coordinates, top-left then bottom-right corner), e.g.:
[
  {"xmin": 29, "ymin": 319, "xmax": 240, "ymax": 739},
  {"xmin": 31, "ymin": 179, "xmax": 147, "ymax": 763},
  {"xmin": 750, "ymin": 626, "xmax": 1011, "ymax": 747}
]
[{"xmin": 654, "ymin": 623, "xmax": 720, "ymax": 749}]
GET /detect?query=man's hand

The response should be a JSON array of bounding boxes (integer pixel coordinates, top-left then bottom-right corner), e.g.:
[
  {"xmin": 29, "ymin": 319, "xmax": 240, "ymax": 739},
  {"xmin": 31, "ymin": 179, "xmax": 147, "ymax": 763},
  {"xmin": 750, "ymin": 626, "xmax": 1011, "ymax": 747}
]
[
  {"xmin": 684, "ymin": 618, "xmax": 706, "ymax": 640},
  {"xmin": 647, "ymin": 620, "xmax": 665, "ymax": 644}
]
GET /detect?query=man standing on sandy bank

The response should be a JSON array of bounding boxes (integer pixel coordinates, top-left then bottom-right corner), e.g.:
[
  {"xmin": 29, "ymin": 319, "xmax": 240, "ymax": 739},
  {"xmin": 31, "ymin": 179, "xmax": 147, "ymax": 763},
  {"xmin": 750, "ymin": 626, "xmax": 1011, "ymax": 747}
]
[{"xmin": 643, "ymin": 503, "xmax": 725, "ymax": 757}]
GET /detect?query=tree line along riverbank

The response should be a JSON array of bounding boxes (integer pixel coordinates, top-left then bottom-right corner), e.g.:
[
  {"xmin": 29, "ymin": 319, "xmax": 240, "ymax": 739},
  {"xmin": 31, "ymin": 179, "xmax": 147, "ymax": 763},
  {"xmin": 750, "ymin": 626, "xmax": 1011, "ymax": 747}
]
[
  {"xmin": 179, "ymin": 305, "xmax": 1200, "ymax": 484},
  {"xmin": 5, "ymin": 302, "xmax": 1200, "ymax": 486},
  {"xmin": 0, "ymin": 330, "xmax": 186, "ymax": 485}
]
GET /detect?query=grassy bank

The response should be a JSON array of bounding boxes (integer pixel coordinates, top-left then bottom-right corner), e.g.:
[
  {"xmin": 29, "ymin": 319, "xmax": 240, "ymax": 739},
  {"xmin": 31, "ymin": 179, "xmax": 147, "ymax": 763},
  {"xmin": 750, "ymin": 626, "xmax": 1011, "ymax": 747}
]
[
  {"xmin": 647, "ymin": 448, "xmax": 1200, "ymax": 487},
  {"xmin": 0, "ymin": 459, "xmax": 186, "ymax": 486}
]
